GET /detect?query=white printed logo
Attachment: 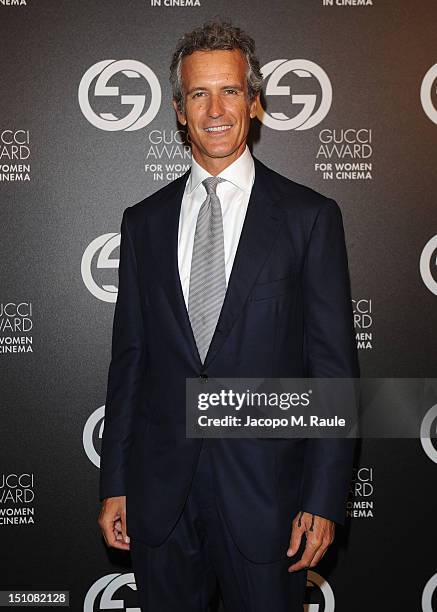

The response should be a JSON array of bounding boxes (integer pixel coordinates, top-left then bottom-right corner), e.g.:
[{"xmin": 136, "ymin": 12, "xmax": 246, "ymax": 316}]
[
  {"xmin": 420, "ymin": 64, "xmax": 437, "ymax": 125},
  {"xmin": 83, "ymin": 406, "xmax": 105, "ymax": 468},
  {"xmin": 305, "ymin": 571, "xmax": 335, "ymax": 612},
  {"xmin": 78, "ymin": 60, "xmax": 161, "ymax": 131},
  {"xmin": 84, "ymin": 573, "xmax": 139, "ymax": 612},
  {"xmin": 420, "ymin": 235, "xmax": 437, "ymax": 296},
  {"xmin": 420, "ymin": 404, "xmax": 437, "ymax": 464},
  {"xmin": 81, "ymin": 233, "xmax": 120, "ymax": 302},
  {"xmin": 422, "ymin": 572, "xmax": 437, "ymax": 612},
  {"xmin": 257, "ymin": 59, "xmax": 332, "ymax": 131}
]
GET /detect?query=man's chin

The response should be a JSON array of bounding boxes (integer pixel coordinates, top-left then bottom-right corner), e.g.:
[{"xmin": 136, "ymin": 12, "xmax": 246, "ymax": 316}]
[{"xmin": 197, "ymin": 144, "xmax": 242, "ymax": 160}]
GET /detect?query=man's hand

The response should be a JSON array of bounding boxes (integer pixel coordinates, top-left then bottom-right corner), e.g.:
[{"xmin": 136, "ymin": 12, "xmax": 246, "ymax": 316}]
[
  {"xmin": 98, "ymin": 496, "xmax": 130, "ymax": 550},
  {"xmin": 286, "ymin": 510, "xmax": 335, "ymax": 572}
]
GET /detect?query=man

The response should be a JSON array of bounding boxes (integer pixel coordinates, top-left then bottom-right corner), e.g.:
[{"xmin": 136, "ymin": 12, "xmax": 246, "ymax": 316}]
[{"xmin": 98, "ymin": 20, "xmax": 359, "ymax": 612}]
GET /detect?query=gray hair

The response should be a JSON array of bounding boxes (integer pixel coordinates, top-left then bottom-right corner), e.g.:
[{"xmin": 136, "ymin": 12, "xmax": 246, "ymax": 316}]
[{"xmin": 170, "ymin": 20, "xmax": 263, "ymax": 112}]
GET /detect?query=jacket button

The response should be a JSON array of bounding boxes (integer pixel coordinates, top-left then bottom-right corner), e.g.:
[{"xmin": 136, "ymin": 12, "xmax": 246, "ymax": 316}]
[{"xmin": 199, "ymin": 374, "xmax": 208, "ymax": 382}]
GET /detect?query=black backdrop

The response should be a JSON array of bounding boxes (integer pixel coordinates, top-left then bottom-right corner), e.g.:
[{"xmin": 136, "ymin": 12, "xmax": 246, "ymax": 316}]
[{"xmin": 1, "ymin": 1, "xmax": 437, "ymax": 610}]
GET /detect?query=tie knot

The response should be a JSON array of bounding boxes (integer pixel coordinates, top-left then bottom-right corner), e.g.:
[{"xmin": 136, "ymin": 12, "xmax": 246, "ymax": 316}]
[{"xmin": 202, "ymin": 176, "xmax": 223, "ymax": 195}]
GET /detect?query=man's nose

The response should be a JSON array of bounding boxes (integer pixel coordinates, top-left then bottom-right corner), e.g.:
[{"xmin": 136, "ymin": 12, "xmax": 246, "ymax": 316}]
[{"xmin": 207, "ymin": 94, "xmax": 225, "ymax": 118}]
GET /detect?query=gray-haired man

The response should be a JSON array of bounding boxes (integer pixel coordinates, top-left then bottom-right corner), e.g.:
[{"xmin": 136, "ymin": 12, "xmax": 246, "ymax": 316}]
[{"xmin": 98, "ymin": 20, "xmax": 358, "ymax": 612}]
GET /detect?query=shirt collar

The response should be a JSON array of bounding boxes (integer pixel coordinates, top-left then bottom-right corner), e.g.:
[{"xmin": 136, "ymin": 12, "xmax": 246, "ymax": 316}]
[{"xmin": 187, "ymin": 145, "xmax": 255, "ymax": 195}]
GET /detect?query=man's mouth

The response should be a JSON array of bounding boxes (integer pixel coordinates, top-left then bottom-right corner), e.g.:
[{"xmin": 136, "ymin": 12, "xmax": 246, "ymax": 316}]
[{"xmin": 203, "ymin": 125, "xmax": 233, "ymax": 133}]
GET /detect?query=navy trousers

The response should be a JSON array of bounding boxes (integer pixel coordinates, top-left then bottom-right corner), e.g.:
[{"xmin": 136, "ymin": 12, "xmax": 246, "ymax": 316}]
[{"xmin": 130, "ymin": 440, "xmax": 307, "ymax": 612}]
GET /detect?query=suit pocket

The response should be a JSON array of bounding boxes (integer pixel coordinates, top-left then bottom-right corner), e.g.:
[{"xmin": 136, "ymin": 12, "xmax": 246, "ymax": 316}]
[{"xmin": 250, "ymin": 274, "xmax": 294, "ymax": 301}]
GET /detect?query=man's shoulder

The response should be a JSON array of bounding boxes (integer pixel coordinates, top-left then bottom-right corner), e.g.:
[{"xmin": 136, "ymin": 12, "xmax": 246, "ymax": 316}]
[
  {"xmin": 124, "ymin": 170, "xmax": 190, "ymax": 222},
  {"xmin": 254, "ymin": 156, "xmax": 337, "ymax": 217}
]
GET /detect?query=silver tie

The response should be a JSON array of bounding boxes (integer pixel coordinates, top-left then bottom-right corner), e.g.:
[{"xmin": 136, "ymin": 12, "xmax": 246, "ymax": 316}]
[{"xmin": 188, "ymin": 176, "xmax": 227, "ymax": 364}]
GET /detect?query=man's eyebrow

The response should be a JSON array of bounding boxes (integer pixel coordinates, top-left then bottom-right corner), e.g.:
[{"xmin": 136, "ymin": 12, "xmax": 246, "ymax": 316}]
[
  {"xmin": 186, "ymin": 87, "xmax": 207, "ymax": 94},
  {"xmin": 186, "ymin": 84, "xmax": 244, "ymax": 94}
]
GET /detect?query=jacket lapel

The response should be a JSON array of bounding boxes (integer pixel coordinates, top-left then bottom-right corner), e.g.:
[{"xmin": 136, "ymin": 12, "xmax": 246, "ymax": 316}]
[
  {"xmin": 203, "ymin": 159, "xmax": 284, "ymax": 368},
  {"xmin": 145, "ymin": 170, "xmax": 202, "ymax": 368},
  {"xmin": 146, "ymin": 157, "xmax": 285, "ymax": 370}
]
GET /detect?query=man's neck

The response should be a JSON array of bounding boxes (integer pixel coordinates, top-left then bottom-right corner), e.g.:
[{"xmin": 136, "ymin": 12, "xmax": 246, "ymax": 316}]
[{"xmin": 191, "ymin": 144, "xmax": 247, "ymax": 176}]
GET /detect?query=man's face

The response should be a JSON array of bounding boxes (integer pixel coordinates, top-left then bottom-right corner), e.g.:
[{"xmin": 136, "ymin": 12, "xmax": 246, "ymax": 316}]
[{"xmin": 173, "ymin": 49, "xmax": 259, "ymax": 170}]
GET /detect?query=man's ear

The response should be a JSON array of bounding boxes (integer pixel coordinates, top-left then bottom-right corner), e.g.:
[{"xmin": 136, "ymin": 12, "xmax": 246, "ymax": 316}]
[
  {"xmin": 172, "ymin": 99, "xmax": 187, "ymax": 126},
  {"xmin": 249, "ymin": 93, "xmax": 260, "ymax": 119}
]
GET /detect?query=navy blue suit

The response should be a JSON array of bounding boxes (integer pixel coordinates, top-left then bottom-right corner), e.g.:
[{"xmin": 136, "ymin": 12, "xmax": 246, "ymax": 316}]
[{"xmin": 99, "ymin": 157, "xmax": 359, "ymax": 570}]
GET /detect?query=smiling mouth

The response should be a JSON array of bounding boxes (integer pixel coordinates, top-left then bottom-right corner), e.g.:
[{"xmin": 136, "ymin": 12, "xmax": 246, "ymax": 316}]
[{"xmin": 204, "ymin": 125, "xmax": 233, "ymax": 133}]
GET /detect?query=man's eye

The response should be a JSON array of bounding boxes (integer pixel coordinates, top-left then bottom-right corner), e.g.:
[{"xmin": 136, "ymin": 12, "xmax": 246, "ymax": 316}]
[
  {"xmin": 192, "ymin": 92, "xmax": 206, "ymax": 98},
  {"xmin": 225, "ymin": 89, "xmax": 238, "ymax": 94}
]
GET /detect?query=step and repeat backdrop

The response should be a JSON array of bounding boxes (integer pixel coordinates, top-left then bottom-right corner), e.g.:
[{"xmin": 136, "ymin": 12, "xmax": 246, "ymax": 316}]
[{"xmin": 1, "ymin": 0, "xmax": 436, "ymax": 610}]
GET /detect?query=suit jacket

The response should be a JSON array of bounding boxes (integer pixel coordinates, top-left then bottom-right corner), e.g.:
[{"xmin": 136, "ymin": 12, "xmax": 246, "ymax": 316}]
[{"xmin": 99, "ymin": 156, "xmax": 360, "ymax": 563}]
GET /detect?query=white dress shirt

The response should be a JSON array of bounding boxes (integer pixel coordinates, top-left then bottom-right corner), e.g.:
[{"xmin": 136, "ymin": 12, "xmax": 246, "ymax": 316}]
[{"xmin": 177, "ymin": 145, "xmax": 255, "ymax": 309}]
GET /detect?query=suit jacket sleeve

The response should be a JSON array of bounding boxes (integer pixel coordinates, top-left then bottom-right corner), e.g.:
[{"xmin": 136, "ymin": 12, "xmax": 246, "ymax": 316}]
[
  {"xmin": 99, "ymin": 207, "xmax": 146, "ymax": 501},
  {"xmin": 300, "ymin": 198, "xmax": 359, "ymax": 524}
]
